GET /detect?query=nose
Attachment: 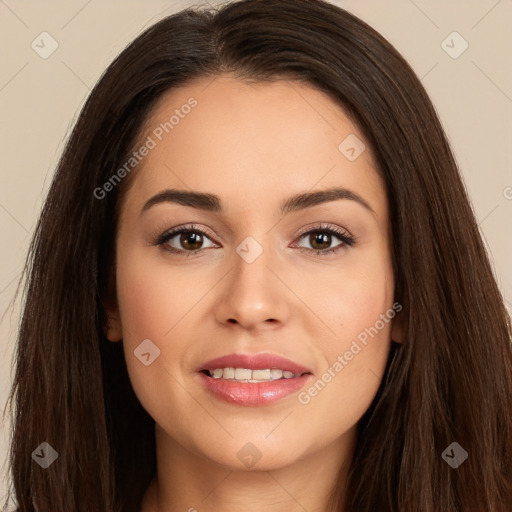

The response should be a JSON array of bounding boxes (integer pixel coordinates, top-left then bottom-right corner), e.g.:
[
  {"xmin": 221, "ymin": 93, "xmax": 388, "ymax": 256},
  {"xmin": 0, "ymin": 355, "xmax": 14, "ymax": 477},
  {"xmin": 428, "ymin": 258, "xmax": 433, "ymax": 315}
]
[{"xmin": 214, "ymin": 239, "xmax": 290, "ymax": 332}]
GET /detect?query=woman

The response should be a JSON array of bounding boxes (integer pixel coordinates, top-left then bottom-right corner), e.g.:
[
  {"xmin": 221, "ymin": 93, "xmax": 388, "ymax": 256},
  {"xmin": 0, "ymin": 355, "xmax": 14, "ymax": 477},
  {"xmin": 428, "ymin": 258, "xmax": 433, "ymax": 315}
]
[{"xmin": 4, "ymin": 0, "xmax": 512, "ymax": 511}]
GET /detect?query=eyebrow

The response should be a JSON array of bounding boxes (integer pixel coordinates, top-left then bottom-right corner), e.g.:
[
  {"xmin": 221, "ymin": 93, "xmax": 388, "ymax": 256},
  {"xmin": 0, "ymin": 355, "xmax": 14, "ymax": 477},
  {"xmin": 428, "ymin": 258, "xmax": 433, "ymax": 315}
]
[{"xmin": 140, "ymin": 186, "xmax": 376, "ymax": 217}]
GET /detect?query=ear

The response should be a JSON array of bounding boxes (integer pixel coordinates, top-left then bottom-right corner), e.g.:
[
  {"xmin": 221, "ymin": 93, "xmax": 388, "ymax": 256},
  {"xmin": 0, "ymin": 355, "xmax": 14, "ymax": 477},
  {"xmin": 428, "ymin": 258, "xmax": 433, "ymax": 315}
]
[
  {"xmin": 103, "ymin": 273, "xmax": 122, "ymax": 342},
  {"xmin": 390, "ymin": 307, "xmax": 404, "ymax": 344}
]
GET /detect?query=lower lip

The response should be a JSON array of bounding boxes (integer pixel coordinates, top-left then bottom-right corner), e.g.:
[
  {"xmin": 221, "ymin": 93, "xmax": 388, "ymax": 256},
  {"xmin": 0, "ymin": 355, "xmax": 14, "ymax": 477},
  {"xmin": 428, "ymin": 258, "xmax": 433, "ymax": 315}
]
[{"xmin": 197, "ymin": 372, "xmax": 312, "ymax": 406}]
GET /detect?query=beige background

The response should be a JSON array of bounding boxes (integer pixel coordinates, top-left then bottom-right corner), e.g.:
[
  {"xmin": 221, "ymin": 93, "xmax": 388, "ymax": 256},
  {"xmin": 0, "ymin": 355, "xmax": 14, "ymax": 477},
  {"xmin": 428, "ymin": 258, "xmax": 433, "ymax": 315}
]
[{"xmin": 1, "ymin": 0, "xmax": 511, "ymax": 508}]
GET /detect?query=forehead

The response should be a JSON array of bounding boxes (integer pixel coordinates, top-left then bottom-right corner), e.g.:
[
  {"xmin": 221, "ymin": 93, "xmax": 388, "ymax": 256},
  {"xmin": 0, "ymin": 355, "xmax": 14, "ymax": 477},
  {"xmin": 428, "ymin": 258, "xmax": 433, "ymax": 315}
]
[{"xmin": 123, "ymin": 74, "xmax": 386, "ymax": 219}]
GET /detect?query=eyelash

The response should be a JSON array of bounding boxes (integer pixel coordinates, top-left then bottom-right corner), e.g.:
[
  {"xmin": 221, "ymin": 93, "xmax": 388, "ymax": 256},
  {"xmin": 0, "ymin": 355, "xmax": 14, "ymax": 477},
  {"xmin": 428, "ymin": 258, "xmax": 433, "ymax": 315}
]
[{"xmin": 153, "ymin": 223, "xmax": 356, "ymax": 257}]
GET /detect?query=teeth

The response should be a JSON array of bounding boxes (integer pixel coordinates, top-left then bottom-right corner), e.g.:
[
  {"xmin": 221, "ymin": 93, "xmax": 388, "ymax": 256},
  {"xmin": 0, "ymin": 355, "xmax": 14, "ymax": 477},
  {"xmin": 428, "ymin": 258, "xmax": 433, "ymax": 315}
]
[
  {"xmin": 234, "ymin": 368, "xmax": 252, "ymax": 380},
  {"xmin": 223, "ymin": 367, "xmax": 235, "ymax": 379},
  {"xmin": 270, "ymin": 368, "xmax": 283, "ymax": 380},
  {"xmin": 207, "ymin": 367, "xmax": 301, "ymax": 381},
  {"xmin": 252, "ymin": 369, "xmax": 271, "ymax": 380}
]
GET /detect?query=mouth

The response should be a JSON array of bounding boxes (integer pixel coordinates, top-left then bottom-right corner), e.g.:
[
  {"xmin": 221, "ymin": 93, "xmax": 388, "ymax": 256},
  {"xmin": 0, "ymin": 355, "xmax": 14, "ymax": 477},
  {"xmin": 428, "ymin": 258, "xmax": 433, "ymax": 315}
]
[{"xmin": 196, "ymin": 353, "xmax": 313, "ymax": 406}]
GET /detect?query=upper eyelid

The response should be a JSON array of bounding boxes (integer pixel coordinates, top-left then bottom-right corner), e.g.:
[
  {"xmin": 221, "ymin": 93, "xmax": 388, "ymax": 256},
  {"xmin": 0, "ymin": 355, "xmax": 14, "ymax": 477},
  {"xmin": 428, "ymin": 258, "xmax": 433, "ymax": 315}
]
[
  {"xmin": 295, "ymin": 223, "xmax": 352, "ymax": 238},
  {"xmin": 159, "ymin": 223, "xmax": 215, "ymax": 238}
]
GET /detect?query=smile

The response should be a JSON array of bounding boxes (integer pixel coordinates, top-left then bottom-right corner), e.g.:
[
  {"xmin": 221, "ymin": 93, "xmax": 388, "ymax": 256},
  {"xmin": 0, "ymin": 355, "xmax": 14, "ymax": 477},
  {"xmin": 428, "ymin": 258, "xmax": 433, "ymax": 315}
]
[{"xmin": 196, "ymin": 353, "xmax": 314, "ymax": 406}]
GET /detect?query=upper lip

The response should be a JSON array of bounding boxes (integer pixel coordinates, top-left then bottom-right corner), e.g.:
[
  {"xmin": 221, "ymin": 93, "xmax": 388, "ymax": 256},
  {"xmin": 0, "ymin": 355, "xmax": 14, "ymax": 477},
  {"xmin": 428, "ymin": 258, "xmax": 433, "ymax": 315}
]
[{"xmin": 198, "ymin": 353, "xmax": 313, "ymax": 375}]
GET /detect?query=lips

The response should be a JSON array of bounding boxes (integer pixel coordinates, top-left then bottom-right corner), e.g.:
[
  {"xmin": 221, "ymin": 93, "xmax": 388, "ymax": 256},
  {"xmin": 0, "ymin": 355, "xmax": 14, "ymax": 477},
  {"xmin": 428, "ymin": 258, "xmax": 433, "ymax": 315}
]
[
  {"xmin": 196, "ymin": 353, "xmax": 313, "ymax": 406},
  {"xmin": 198, "ymin": 353, "xmax": 313, "ymax": 375}
]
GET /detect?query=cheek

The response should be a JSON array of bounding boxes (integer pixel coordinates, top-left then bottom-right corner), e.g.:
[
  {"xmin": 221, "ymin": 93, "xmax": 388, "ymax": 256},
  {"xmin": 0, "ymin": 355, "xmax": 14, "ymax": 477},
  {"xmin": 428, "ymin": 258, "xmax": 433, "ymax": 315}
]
[
  {"xmin": 115, "ymin": 249, "xmax": 199, "ymax": 342},
  {"xmin": 113, "ymin": 252, "xmax": 192, "ymax": 407},
  {"xmin": 336, "ymin": 273, "xmax": 393, "ymax": 339},
  {"xmin": 299, "ymin": 253, "xmax": 395, "ymax": 429},
  {"xmin": 326, "ymin": 280, "xmax": 393, "ymax": 380},
  {"xmin": 316, "ymin": 252, "xmax": 395, "ymax": 350}
]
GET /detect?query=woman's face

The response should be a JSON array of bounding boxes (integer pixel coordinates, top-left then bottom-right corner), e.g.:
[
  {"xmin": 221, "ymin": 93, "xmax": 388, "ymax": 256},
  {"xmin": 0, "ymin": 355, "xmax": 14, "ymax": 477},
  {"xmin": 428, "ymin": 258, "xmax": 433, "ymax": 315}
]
[{"xmin": 107, "ymin": 75, "xmax": 402, "ymax": 471}]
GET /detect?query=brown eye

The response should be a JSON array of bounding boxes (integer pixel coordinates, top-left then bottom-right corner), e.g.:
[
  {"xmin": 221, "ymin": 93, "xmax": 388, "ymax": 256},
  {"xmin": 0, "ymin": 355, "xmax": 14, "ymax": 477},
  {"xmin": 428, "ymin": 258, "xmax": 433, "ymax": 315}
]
[
  {"xmin": 178, "ymin": 231, "xmax": 204, "ymax": 251},
  {"xmin": 308, "ymin": 232, "xmax": 333, "ymax": 251},
  {"xmin": 294, "ymin": 224, "xmax": 356, "ymax": 256},
  {"xmin": 156, "ymin": 225, "xmax": 217, "ymax": 254}
]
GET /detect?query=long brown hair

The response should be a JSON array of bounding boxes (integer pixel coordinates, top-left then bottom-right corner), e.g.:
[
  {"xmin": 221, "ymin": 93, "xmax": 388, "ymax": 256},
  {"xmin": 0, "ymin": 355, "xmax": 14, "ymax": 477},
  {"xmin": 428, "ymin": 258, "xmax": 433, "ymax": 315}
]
[{"xmin": 4, "ymin": 0, "xmax": 512, "ymax": 510}]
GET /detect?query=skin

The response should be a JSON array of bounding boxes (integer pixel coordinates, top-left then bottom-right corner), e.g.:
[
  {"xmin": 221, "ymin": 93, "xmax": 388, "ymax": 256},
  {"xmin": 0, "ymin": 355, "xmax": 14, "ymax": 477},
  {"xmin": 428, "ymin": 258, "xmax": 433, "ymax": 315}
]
[{"xmin": 105, "ymin": 75, "xmax": 403, "ymax": 512}]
